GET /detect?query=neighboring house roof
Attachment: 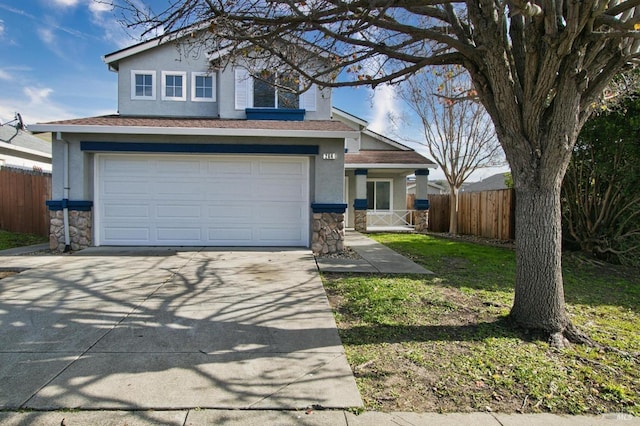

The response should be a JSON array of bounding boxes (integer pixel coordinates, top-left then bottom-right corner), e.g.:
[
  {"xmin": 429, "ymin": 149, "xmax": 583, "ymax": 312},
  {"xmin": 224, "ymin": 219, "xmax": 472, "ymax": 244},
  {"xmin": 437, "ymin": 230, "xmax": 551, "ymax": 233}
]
[
  {"xmin": 345, "ymin": 150, "xmax": 436, "ymax": 169},
  {"xmin": 0, "ymin": 125, "xmax": 52, "ymax": 165},
  {"xmin": 463, "ymin": 172, "xmax": 510, "ymax": 192},
  {"xmin": 0, "ymin": 126, "xmax": 51, "ymax": 154},
  {"xmin": 407, "ymin": 180, "xmax": 447, "ymax": 194},
  {"xmin": 29, "ymin": 115, "xmax": 357, "ymax": 139}
]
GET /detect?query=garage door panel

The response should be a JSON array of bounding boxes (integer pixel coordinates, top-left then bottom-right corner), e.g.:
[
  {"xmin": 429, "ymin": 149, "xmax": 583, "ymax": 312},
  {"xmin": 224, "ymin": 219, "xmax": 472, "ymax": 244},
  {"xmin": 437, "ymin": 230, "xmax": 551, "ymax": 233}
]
[
  {"xmin": 207, "ymin": 160, "xmax": 253, "ymax": 175},
  {"xmin": 102, "ymin": 158, "xmax": 152, "ymax": 175},
  {"xmin": 104, "ymin": 204, "xmax": 150, "ymax": 219},
  {"xmin": 103, "ymin": 227, "xmax": 150, "ymax": 242},
  {"xmin": 97, "ymin": 154, "xmax": 309, "ymax": 246},
  {"xmin": 259, "ymin": 227, "xmax": 304, "ymax": 242},
  {"xmin": 207, "ymin": 209, "xmax": 254, "ymax": 220},
  {"xmin": 258, "ymin": 160, "xmax": 305, "ymax": 176},
  {"xmin": 156, "ymin": 227, "xmax": 202, "ymax": 242},
  {"xmin": 208, "ymin": 227, "xmax": 254, "ymax": 242},
  {"xmin": 154, "ymin": 179, "xmax": 202, "ymax": 201},
  {"xmin": 258, "ymin": 203, "xmax": 304, "ymax": 222},
  {"xmin": 206, "ymin": 180, "xmax": 251, "ymax": 198},
  {"xmin": 207, "ymin": 205, "xmax": 251, "ymax": 220},
  {"xmin": 157, "ymin": 159, "xmax": 202, "ymax": 175},
  {"xmin": 156, "ymin": 204, "xmax": 202, "ymax": 219},
  {"xmin": 103, "ymin": 180, "xmax": 149, "ymax": 196},
  {"xmin": 254, "ymin": 183, "xmax": 306, "ymax": 200}
]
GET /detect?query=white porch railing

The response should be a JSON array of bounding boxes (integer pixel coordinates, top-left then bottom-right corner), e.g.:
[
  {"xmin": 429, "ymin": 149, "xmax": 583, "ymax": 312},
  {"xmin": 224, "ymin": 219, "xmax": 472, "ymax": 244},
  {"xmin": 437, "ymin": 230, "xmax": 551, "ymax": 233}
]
[{"xmin": 366, "ymin": 210, "xmax": 415, "ymax": 227}]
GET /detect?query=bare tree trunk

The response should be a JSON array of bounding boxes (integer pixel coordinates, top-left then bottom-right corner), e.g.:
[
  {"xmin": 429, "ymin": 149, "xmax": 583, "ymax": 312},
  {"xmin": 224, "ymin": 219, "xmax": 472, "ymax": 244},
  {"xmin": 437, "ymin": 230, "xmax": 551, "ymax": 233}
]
[
  {"xmin": 510, "ymin": 183, "xmax": 569, "ymax": 333},
  {"xmin": 449, "ymin": 187, "xmax": 459, "ymax": 234}
]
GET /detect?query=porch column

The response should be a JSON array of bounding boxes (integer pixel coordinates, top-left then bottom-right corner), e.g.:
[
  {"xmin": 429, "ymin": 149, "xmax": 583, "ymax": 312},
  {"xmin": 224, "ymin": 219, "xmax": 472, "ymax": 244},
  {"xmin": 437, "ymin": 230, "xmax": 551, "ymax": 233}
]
[
  {"xmin": 353, "ymin": 169, "xmax": 368, "ymax": 232},
  {"xmin": 414, "ymin": 169, "xmax": 430, "ymax": 233}
]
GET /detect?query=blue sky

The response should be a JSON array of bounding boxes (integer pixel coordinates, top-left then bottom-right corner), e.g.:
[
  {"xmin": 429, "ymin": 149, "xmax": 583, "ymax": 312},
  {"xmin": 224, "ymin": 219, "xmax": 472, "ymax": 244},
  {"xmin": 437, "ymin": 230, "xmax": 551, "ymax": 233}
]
[
  {"xmin": 0, "ymin": 1, "xmax": 383, "ymax": 125},
  {"xmin": 0, "ymin": 0, "xmax": 506, "ymax": 181}
]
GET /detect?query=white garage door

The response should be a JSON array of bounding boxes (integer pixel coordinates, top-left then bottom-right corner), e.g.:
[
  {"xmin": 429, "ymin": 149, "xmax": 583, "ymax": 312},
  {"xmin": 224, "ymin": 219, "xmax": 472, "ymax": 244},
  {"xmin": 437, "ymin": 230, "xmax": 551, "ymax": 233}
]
[{"xmin": 96, "ymin": 154, "xmax": 309, "ymax": 246}]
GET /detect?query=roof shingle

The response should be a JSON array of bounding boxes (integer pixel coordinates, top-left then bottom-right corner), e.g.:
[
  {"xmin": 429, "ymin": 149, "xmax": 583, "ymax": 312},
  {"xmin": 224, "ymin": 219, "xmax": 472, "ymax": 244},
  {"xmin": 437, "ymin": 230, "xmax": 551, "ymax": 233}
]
[
  {"xmin": 37, "ymin": 115, "xmax": 354, "ymax": 132},
  {"xmin": 346, "ymin": 150, "xmax": 434, "ymax": 166}
]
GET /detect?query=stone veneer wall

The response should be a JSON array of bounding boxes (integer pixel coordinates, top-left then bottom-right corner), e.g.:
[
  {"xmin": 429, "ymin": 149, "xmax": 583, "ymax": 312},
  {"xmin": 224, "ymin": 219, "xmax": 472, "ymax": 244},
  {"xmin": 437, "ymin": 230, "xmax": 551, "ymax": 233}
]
[
  {"xmin": 414, "ymin": 210, "xmax": 429, "ymax": 233},
  {"xmin": 311, "ymin": 212, "xmax": 345, "ymax": 254},
  {"xmin": 354, "ymin": 210, "xmax": 367, "ymax": 232},
  {"xmin": 49, "ymin": 210, "xmax": 92, "ymax": 251}
]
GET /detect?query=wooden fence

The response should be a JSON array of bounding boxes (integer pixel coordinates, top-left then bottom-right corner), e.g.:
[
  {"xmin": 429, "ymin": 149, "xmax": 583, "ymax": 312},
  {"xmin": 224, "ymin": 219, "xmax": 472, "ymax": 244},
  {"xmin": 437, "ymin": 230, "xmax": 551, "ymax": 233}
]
[
  {"xmin": 409, "ymin": 189, "xmax": 515, "ymax": 240},
  {"xmin": 0, "ymin": 167, "xmax": 52, "ymax": 236}
]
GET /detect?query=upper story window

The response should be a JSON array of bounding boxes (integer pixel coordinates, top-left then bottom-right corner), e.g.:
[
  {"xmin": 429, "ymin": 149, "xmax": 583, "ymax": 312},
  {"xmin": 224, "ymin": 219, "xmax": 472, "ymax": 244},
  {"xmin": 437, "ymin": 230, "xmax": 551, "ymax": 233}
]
[
  {"xmin": 162, "ymin": 71, "xmax": 187, "ymax": 101},
  {"xmin": 191, "ymin": 72, "xmax": 216, "ymax": 102},
  {"xmin": 253, "ymin": 71, "xmax": 299, "ymax": 109},
  {"xmin": 235, "ymin": 68, "xmax": 316, "ymax": 111},
  {"xmin": 131, "ymin": 70, "xmax": 156, "ymax": 100}
]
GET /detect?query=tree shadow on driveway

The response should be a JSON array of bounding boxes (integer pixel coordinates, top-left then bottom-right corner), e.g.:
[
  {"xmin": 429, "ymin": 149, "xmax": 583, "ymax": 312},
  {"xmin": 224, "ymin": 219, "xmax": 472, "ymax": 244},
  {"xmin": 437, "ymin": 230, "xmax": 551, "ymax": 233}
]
[{"xmin": 0, "ymin": 250, "xmax": 362, "ymax": 416}]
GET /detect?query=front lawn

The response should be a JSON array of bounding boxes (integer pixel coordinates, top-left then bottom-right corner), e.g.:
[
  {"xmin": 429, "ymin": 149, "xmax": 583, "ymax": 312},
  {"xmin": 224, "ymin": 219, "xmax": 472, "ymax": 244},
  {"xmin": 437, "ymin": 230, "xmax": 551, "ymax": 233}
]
[
  {"xmin": 0, "ymin": 230, "xmax": 47, "ymax": 251},
  {"xmin": 322, "ymin": 233, "xmax": 640, "ymax": 415}
]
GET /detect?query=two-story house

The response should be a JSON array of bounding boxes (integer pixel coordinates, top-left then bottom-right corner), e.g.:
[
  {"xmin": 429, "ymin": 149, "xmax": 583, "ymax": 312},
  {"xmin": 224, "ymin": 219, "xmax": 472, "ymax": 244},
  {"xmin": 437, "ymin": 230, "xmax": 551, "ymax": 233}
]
[{"xmin": 30, "ymin": 31, "xmax": 434, "ymax": 253}]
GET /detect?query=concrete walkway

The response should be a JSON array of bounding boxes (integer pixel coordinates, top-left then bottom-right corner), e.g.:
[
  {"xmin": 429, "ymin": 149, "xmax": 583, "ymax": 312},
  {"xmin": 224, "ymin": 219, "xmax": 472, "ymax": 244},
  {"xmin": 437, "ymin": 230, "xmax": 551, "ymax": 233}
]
[
  {"xmin": 315, "ymin": 231, "xmax": 433, "ymax": 274},
  {"xmin": 0, "ymin": 408, "xmax": 636, "ymax": 425}
]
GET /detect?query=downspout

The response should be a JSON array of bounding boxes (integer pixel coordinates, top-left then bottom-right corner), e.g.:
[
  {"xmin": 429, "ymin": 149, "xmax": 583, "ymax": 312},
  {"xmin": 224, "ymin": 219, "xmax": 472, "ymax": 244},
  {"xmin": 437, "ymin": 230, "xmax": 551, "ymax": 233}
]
[{"xmin": 58, "ymin": 132, "xmax": 71, "ymax": 252}]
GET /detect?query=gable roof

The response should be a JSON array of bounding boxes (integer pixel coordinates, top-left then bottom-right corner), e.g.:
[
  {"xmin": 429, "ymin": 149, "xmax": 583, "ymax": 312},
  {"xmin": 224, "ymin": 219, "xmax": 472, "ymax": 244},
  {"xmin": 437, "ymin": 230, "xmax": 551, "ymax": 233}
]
[
  {"xmin": 332, "ymin": 107, "xmax": 436, "ymax": 168},
  {"xmin": 28, "ymin": 115, "xmax": 357, "ymax": 139},
  {"xmin": 104, "ymin": 24, "xmax": 331, "ymax": 72},
  {"xmin": 346, "ymin": 150, "xmax": 435, "ymax": 169},
  {"xmin": 331, "ymin": 108, "xmax": 368, "ymax": 129},
  {"xmin": 103, "ymin": 23, "xmax": 212, "ymax": 71},
  {"xmin": 332, "ymin": 107, "xmax": 421, "ymax": 151},
  {"xmin": 361, "ymin": 128, "xmax": 413, "ymax": 151}
]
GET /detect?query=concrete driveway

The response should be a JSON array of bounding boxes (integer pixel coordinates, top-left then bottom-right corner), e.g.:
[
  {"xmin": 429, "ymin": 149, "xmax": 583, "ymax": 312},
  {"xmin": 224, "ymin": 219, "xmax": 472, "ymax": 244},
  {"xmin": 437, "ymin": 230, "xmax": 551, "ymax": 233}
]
[{"xmin": 0, "ymin": 248, "xmax": 362, "ymax": 410}]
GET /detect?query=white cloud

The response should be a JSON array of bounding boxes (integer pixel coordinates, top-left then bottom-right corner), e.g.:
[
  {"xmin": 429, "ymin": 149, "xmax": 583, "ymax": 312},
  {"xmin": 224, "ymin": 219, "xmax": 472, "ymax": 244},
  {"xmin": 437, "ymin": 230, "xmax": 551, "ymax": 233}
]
[
  {"xmin": 25, "ymin": 87, "xmax": 54, "ymax": 104},
  {"xmin": 0, "ymin": 86, "xmax": 78, "ymax": 125},
  {"xmin": 89, "ymin": 0, "xmax": 112, "ymax": 13},
  {"xmin": 52, "ymin": 0, "xmax": 81, "ymax": 7},
  {"xmin": 38, "ymin": 28, "xmax": 56, "ymax": 45},
  {"xmin": 0, "ymin": 69, "xmax": 12, "ymax": 81},
  {"xmin": 368, "ymin": 84, "xmax": 400, "ymax": 135},
  {"xmin": 86, "ymin": 0, "xmax": 138, "ymax": 48},
  {"xmin": 0, "ymin": 19, "xmax": 5, "ymax": 38}
]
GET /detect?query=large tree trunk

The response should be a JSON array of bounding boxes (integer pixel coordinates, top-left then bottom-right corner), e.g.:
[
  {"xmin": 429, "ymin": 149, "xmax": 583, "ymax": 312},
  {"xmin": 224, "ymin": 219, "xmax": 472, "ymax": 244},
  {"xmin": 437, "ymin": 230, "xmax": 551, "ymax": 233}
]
[
  {"xmin": 449, "ymin": 187, "xmax": 459, "ymax": 235},
  {"xmin": 510, "ymin": 183, "xmax": 569, "ymax": 333}
]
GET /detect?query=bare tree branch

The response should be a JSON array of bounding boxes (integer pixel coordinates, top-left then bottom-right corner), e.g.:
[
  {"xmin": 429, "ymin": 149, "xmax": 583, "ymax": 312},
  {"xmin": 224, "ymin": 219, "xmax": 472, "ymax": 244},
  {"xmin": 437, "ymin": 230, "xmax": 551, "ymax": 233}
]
[{"xmin": 397, "ymin": 66, "xmax": 504, "ymax": 234}]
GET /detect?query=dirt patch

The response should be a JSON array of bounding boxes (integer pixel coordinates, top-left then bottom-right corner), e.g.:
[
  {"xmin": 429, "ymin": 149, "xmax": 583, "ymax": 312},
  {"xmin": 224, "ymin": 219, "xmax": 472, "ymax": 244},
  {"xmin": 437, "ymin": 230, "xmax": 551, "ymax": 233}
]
[
  {"xmin": 19, "ymin": 249, "xmax": 70, "ymax": 256},
  {"xmin": 315, "ymin": 246, "xmax": 362, "ymax": 260},
  {"xmin": 428, "ymin": 232, "xmax": 515, "ymax": 249},
  {"xmin": 440, "ymin": 256, "xmax": 471, "ymax": 270},
  {"xmin": 0, "ymin": 271, "xmax": 18, "ymax": 280}
]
